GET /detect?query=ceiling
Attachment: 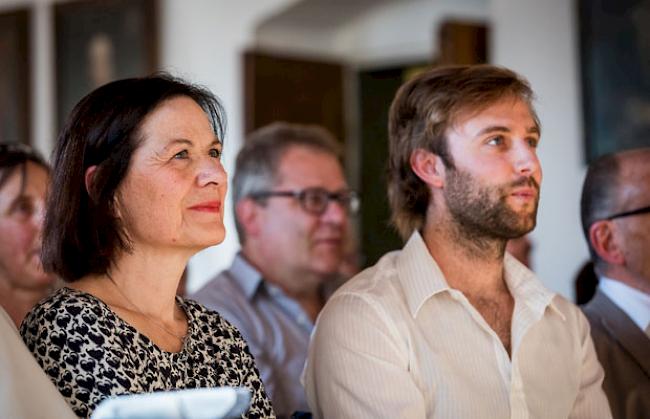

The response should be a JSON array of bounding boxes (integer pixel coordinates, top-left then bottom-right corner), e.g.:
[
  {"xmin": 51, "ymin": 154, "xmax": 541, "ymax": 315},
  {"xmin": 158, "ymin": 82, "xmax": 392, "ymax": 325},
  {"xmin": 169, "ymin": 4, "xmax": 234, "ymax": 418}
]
[{"xmin": 257, "ymin": 0, "xmax": 419, "ymax": 32}]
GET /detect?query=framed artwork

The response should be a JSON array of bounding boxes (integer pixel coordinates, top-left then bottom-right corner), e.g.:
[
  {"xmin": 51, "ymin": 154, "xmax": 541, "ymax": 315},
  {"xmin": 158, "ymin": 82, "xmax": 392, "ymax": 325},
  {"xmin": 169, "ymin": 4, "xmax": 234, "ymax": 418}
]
[
  {"xmin": 0, "ymin": 9, "xmax": 31, "ymax": 144},
  {"xmin": 578, "ymin": 0, "xmax": 650, "ymax": 162},
  {"xmin": 55, "ymin": 0, "xmax": 158, "ymax": 128}
]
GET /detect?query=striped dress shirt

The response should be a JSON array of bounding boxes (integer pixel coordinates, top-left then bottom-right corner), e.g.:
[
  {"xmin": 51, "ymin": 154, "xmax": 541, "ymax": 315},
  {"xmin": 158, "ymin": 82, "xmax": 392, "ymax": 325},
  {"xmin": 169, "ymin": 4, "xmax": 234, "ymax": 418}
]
[{"xmin": 303, "ymin": 232, "xmax": 611, "ymax": 419}]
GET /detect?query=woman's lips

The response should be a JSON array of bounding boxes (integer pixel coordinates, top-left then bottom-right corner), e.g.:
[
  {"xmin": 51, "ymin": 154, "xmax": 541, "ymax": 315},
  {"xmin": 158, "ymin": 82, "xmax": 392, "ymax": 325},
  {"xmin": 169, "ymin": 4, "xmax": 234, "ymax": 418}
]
[{"xmin": 189, "ymin": 201, "xmax": 221, "ymax": 212}]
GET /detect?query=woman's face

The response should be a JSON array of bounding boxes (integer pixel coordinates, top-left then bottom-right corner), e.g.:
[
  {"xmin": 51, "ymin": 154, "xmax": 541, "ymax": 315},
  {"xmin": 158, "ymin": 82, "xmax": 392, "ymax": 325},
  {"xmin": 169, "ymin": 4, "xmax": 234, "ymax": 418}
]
[
  {"xmin": 115, "ymin": 96, "xmax": 228, "ymax": 253},
  {"xmin": 0, "ymin": 162, "xmax": 54, "ymax": 290}
]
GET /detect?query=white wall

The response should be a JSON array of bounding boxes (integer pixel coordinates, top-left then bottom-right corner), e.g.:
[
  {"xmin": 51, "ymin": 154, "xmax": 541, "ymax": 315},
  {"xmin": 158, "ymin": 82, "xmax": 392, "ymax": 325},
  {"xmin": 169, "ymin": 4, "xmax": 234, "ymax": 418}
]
[
  {"xmin": 256, "ymin": 0, "xmax": 489, "ymax": 67},
  {"xmin": 491, "ymin": 0, "xmax": 588, "ymax": 298}
]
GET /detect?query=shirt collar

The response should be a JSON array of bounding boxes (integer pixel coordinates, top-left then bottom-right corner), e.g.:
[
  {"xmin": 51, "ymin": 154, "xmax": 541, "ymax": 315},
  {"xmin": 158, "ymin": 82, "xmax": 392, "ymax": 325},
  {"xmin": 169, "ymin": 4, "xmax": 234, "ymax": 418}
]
[
  {"xmin": 503, "ymin": 252, "xmax": 565, "ymax": 321},
  {"xmin": 230, "ymin": 252, "xmax": 317, "ymax": 330},
  {"xmin": 599, "ymin": 276, "xmax": 650, "ymax": 331},
  {"xmin": 230, "ymin": 252, "xmax": 265, "ymax": 300},
  {"xmin": 397, "ymin": 231, "xmax": 562, "ymax": 320},
  {"xmin": 396, "ymin": 231, "xmax": 452, "ymax": 317}
]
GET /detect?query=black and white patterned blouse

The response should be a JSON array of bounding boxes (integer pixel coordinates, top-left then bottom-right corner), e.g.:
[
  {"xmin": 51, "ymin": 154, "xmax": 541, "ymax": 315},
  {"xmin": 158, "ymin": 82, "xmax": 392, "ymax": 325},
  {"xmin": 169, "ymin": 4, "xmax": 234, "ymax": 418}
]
[{"xmin": 20, "ymin": 287, "xmax": 276, "ymax": 419}]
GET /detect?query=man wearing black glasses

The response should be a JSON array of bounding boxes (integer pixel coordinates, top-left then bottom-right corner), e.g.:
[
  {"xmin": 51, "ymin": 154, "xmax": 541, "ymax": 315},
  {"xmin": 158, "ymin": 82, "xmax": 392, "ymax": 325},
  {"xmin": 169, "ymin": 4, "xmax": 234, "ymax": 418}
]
[
  {"xmin": 580, "ymin": 147, "xmax": 650, "ymax": 419},
  {"xmin": 191, "ymin": 122, "xmax": 357, "ymax": 419}
]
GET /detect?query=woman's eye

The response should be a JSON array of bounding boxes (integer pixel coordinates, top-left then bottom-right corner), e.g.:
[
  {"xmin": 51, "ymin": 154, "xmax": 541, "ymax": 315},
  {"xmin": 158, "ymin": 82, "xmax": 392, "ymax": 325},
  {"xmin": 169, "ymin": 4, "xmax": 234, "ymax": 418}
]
[
  {"xmin": 11, "ymin": 197, "xmax": 34, "ymax": 218},
  {"xmin": 209, "ymin": 148, "xmax": 222, "ymax": 159},
  {"xmin": 173, "ymin": 150, "xmax": 189, "ymax": 159}
]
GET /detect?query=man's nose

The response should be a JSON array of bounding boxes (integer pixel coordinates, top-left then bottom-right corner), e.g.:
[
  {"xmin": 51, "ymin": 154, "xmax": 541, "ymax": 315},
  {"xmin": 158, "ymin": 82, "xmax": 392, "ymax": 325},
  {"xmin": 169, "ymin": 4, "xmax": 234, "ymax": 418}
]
[
  {"xmin": 320, "ymin": 197, "xmax": 347, "ymax": 224},
  {"xmin": 513, "ymin": 141, "xmax": 541, "ymax": 177}
]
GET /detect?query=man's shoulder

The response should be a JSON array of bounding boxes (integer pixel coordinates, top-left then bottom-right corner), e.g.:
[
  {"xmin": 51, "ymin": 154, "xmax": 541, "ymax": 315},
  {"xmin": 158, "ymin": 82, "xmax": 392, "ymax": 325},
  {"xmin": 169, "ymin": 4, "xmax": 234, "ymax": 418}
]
[
  {"xmin": 320, "ymin": 249, "xmax": 411, "ymax": 329},
  {"xmin": 547, "ymin": 293, "xmax": 591, "ymax": 328},
  {"xmin": 580, "ymin": 290, "xmax": 618, "ymax": 330},
  {"xmin": 335, "ymin": 249, "xmax": 402, "ymax": 298},
  {"xmin": 191, "ymin": 268, "xmax": 245, "ymax": 298},
  {"xmin": 189, "ymin": 269, "xmax": 251, "ymax": 315}
]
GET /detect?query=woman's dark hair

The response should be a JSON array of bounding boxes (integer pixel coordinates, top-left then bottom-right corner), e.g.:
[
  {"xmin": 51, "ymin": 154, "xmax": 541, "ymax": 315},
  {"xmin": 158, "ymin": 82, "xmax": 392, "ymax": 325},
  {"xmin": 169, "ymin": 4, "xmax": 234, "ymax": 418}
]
[
  {"xmin": 0, "ymin": 143, "xmax": 49, "ymax": 196},
  {"xmin": 43, "ymin": 74, "xmax": 226, "ymax": 282}
]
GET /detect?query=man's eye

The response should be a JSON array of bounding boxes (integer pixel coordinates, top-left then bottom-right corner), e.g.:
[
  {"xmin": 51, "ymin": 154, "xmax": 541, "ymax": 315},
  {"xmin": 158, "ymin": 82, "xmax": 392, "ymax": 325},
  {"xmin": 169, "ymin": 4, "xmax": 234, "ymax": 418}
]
[
  {"xmin": 487, "ymin": 136, "xmax": 504, "ymax": 146},
  {"xmin": 527, "ymin": 137, "xmax": 539, "ymax": 148},
  {"xmin": 173, "ymin": 150, "xmax": 189, "ymax": 159},
  {"xmin": 209, "ymin": 148, "xmax": 222, "ymax": 159}
]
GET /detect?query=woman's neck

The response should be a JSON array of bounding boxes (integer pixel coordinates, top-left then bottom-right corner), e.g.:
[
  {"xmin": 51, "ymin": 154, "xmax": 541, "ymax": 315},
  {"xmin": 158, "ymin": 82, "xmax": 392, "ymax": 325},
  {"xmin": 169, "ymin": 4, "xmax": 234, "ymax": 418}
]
[{"xmin": 74, "ymin": 245, "xmax": 190, "ymax": 322}]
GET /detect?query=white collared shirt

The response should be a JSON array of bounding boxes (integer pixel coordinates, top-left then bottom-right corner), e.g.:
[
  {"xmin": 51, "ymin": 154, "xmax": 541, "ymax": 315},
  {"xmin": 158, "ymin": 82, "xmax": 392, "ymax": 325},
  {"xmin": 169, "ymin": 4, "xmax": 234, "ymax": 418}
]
[
  {"xmin": 303, "ymin": 232, "xmax": 611, "ymax": 419},
  {"xmin": 599, "ymin": 276, "xmax": 650, "ymax": 333}
]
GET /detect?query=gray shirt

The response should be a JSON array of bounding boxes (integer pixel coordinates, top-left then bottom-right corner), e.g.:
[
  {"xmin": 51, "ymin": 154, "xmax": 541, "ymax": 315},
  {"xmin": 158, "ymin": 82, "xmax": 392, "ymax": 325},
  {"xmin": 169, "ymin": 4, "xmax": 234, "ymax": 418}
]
[{"xmin": 191, "ymin": 253, "xmax": 315, "ymax": 418}]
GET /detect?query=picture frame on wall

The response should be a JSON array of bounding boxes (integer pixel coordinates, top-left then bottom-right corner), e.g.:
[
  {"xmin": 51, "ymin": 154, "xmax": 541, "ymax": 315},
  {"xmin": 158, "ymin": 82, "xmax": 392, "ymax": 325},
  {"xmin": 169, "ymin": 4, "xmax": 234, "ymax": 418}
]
[
  {"xmin": 578, "ymin": 0, "xmax": 650, "ymax": 162},
  {"xmin": 55, "ymin": 0, "xmax": 158, "ymax": 128},
  {"xmin": 0, "ymin": 9, "xmax": 31, "ymax": 145}
]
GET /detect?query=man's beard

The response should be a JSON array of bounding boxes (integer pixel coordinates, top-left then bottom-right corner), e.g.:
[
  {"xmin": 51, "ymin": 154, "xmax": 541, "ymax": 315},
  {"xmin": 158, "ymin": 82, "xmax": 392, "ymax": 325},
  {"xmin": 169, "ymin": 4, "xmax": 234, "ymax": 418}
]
[{"xmin": 444, "ymin": 167, "xmax": 540, "ymax": 244}]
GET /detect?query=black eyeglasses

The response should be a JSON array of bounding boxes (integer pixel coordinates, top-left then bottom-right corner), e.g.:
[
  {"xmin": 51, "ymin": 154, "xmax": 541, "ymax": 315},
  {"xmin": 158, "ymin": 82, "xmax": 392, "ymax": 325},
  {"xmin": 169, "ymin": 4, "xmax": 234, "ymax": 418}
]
[
  {"xmin": 604, "ymin": 205, "xmax": 650, "ymax": 221},
  {"xmin": 250, "ymin": 187, "xmax": 360, "ymax": 215}
]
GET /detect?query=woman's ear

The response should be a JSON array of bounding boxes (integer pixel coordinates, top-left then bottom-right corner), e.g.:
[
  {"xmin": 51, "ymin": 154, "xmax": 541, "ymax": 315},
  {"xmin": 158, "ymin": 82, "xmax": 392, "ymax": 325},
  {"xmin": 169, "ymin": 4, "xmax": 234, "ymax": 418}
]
[
  {"xmin": 589, "ymin": 220, "xmax": 624, "ymax": 265},
  {"xmin": 85, "ymin": 165, "xmax": 98, "ymax": 196},
  {"xmin": 410, "ymin": 148, "xmax": 446, "ymax": 189}
]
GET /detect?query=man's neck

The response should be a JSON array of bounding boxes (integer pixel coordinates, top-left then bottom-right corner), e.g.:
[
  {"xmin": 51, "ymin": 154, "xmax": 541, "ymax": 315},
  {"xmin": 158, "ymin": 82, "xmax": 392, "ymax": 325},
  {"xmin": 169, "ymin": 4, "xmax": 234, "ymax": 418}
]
[
  {"xmin": 240, "ymin": 249, "xmax": 326, "ymax": 321},
  {"xmin": 421, "ymin": 220, "xmax": 515, "ymax": 356},
  {"xmin": 422, "ymin": 221, "xmax": 509, "ymax": 296}
]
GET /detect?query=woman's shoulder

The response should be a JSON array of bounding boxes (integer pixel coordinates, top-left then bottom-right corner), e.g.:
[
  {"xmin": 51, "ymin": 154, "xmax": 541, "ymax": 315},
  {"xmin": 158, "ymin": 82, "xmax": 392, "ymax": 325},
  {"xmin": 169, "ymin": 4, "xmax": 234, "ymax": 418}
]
[{"xmin": 21, "ymin": 287, "xmax": 111, "ymax": 338}]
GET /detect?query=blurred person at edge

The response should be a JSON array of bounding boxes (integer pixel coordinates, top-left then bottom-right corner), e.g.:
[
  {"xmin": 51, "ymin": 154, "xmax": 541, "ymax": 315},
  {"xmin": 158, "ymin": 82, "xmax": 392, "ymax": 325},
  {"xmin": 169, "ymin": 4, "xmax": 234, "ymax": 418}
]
[
  {"xmin": 192, "ymin": 122, "xmax": 358, "ymax": 419},
  {"xmin": 580, "ymin": 148, "xmax": 650, "ymax": 419},
  {"xmin": 0, "ymin": 144, "xmax": 74, "ymax": 419},
  {"xmin": 19, "ymin": 74, "xmax": 275, "ymax": 419},
  {"xmin": 0, "ymin": 143, "xmax": 56, "ymax": 327}
]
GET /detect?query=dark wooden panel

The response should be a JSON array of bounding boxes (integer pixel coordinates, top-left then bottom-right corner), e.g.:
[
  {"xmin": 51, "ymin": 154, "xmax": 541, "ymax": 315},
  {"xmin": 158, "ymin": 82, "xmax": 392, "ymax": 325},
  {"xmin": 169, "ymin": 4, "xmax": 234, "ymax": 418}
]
[
  {"xmin": 243, "ymin": 51, "xmax": 344, "ymax": 142},
  {"xmin": 438, "ymin": 20, "xmax": 489, "ymax": 65},
  {"xmin": 358, "ymin": 67, "xmax": 408, "ymax": 265},
  {"xmin": 578, "ymin": 0, "xmax": 650, "ymax": 162},
  {"xmin": 0, "ymin": 9, "xmax": 31, "ymax": 145},
  {"xmin": 54, "ymin": 0, "xmax": 158, "ymax": 129}
]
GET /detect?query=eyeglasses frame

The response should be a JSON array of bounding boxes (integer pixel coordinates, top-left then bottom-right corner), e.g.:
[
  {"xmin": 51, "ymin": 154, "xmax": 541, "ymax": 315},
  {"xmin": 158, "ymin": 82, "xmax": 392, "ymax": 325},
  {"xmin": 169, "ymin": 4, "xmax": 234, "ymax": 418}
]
[{"xmin": 249, "ymin": 187, "xmax": 360, "ymax": 215}]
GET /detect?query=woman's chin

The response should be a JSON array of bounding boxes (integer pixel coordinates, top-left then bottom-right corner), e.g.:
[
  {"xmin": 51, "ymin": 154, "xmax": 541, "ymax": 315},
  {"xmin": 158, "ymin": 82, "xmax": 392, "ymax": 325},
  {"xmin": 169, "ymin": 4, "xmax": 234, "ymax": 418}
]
[{"xmin": 189, "ymin": 228, "xmax": 226, "ymax": 250}]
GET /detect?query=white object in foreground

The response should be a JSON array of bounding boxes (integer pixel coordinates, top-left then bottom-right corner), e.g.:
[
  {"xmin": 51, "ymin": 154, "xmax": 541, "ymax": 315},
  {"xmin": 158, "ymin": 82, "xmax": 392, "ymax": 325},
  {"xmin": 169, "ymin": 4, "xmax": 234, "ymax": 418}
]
[{"xmin": 91, "ymin": 387, "xmax": 250, "ymax": 419}]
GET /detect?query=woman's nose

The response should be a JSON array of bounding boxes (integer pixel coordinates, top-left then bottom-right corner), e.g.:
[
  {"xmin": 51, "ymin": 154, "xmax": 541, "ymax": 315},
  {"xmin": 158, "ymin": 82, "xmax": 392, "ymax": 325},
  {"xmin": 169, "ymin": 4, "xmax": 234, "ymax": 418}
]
[{"xmin": 197, "ymin": 158, "xmax": 227, "ymax": 187}]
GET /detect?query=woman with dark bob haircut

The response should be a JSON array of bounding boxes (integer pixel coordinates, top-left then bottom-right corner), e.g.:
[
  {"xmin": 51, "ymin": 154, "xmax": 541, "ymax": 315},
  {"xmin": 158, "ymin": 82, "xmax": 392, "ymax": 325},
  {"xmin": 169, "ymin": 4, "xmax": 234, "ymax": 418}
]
[{"xmin": 20, "ymin": 74, "xmax": 275, "ymax": 418}]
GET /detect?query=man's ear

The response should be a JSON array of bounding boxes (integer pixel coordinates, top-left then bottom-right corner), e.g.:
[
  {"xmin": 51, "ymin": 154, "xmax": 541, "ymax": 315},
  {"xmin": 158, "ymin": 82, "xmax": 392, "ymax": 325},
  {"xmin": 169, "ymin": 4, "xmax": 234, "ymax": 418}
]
[
  {"xmin": 236, "ymin": 198, "xmax": 261, "ymax": 238},
  {"xmin": 85, "ymin": 165, "xmax": 98, "ymax": 197},
  {"xmin": 410, "ymin": 148, "xmax": 446, "ymax": 189},
  {"xmin": 589, "ymin": 220, "xmax": 624, "ymax": 265}
]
